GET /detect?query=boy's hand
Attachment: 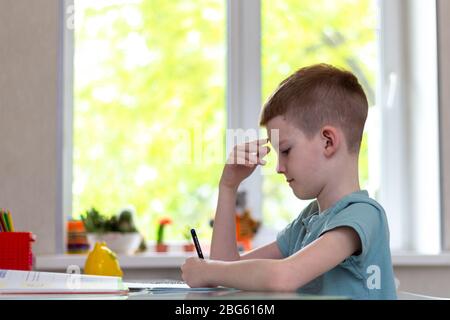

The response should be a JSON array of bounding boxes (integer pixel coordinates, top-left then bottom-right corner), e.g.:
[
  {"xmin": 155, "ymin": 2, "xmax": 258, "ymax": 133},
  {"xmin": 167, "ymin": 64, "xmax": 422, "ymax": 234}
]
[
  {"xmin": 219, "ymin": 138, "xmax": 270, "ymax": 190},
  {"xmin": 181, "ymin": 257, "xmax": 216, "ymax": 288}
]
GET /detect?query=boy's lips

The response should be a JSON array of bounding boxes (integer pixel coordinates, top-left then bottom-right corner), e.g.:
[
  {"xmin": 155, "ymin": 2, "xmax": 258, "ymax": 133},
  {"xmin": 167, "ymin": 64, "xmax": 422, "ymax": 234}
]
[{"xmin": 287, "ymin": 178, "xmax": 294, "ymax": 183}]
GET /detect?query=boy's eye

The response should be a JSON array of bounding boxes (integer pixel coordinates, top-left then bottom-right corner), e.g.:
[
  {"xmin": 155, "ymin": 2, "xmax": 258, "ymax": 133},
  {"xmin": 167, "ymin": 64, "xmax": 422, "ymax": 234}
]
[{"xmin": 281, "ymin": 148, "xmax": 291, "ymax": 155}]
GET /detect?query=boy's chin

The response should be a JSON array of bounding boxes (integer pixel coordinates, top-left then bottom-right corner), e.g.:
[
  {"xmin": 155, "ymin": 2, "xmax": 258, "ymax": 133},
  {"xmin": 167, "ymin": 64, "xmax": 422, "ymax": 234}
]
[{"xmin": 293, "ymin": 188, "xmax": 316, "ymax": 200}]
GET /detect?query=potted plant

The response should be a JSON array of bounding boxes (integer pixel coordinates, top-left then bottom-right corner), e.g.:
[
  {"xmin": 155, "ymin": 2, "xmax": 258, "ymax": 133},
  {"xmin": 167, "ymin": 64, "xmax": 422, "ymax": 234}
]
[
  {"xmin": 81, "ymin": 207, "xmax": 142, "ymax": 255},
  {"xmin": 182, "ymin": 227, "xmax": 195, "ymax": 252},
  {"xmin": 156, "ymin": 217, "xmax": 172, "ymax": 252}
]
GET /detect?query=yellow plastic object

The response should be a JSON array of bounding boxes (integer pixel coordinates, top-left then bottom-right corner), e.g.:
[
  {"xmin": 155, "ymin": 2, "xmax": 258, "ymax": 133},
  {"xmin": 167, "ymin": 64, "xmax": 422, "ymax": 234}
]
[{"xmin": 84, "ymin": 242, "xmax": 123, "ymax": 277}]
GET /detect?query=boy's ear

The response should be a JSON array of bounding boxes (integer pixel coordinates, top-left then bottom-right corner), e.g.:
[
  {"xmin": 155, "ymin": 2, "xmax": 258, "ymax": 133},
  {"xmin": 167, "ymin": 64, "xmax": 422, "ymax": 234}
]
[{"xmin": 320, "ymin": 126, "xmax": 339, "ymax": 157}]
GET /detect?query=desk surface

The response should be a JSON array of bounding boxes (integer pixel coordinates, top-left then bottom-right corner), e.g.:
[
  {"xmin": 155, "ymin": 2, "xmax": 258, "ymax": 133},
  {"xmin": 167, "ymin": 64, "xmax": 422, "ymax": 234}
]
[
  {"xmin": 128, "ymin": 290, "xmax": 348, "ymax": 300},
  {"xmin": 0, "ymin": 290, "xmax": 348, "ymax": 300}
]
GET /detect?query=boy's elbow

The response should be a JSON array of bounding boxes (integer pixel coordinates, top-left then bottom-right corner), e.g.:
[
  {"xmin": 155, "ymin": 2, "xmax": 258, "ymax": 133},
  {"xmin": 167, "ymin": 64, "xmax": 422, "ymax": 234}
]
[{"xmin": 266, "ymin": 262, "xmax": 299, "ymax": 292}]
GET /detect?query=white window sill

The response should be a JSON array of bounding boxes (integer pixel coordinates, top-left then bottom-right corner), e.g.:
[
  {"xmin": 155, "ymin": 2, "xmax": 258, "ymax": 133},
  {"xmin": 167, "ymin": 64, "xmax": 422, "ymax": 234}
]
[
  {"xmin": 391, "ymin": 251, "xmax": 450, "ymax": 267},
  {"xmin": 36, "ymin": 251, "xmax": 450, "ymax": 271},
  {"xmin": 36, "ymin": 252, "xmax": 204, "ymax": 271}
]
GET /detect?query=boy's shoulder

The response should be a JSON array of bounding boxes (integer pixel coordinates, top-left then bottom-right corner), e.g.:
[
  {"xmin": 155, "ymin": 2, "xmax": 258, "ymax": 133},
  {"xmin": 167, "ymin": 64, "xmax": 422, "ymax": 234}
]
[
  {"xmin": 328, "ymin": 191, "xmax": 387, "ymax": 227},
  {"xmin": 334, "ymin": 190, "xmax": 384, "ymax": 214},
  {"xmin": 293, "ymin": 191, "xmax": 386, "ymax": 228}
]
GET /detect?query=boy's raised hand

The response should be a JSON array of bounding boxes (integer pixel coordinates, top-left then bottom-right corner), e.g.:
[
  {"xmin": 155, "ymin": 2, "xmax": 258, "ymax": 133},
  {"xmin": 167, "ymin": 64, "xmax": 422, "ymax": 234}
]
[{"xmin": 219, "ymin": 138, "xmax": 270, "ymax": 190}]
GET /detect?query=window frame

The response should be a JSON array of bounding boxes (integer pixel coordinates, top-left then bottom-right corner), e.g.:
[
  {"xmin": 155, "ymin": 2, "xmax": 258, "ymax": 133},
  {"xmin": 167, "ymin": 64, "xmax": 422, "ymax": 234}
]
[
  {"xmin": 437, "ymin": 0, "xmax": 450, "ymax": 251},
  {"xmin": 60, "ymin": 0, "xmax": 75, "ymax": 254},
  {"xmin": 376, "ymin": 0, "xmax": 411, "ymax": 251},
  {"xmin": 377, "ymin": 0, "xmax": 441, "ymax": 253},
  {"xmin": 227, "ymin": 0, "xmax": 263, "ymax": 220}
]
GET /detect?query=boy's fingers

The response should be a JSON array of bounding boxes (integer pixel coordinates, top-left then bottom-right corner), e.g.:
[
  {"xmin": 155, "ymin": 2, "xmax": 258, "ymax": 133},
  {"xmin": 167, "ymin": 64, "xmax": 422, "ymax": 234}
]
[
  {"xmin": 236, "ymin": 138, "xmax": 269, "ymax": 151},
  {"xmin": 236, "ymin": 156, "xmax": 247, "ymax": 165},
  {"xmin": 227, "ymin": 153, "xmax": 241, "ymax": 164},
  {"xmin": 247, "ymin": 153, "xmax": 259, "ymax": 164},
  {"xmin": 246, "ymin": 146, "xmax": 270, "ymax": 159},
  {"xmin": 235, "ymin": 149, "xmax": 256, "ymax": 161},
  {"xmin": 236, "ymin": 143, "xmax": 270, "ymax": 156},
  {"xmin": 229, "ymin": 139, "xmax": 269, "ymax": 165},
  {"xmin": 236, "ymin": 153, "xmax": 258, "ymax": 165},
  {"xmin": 226, "ymin": 153, "xmax": 247, "ymax": 165},
  {"xmin": 236, "ymin": 156, "xmax": 256, "ymax": 167},
  {"xmin": 258, "ymin": 146, "xmax": 270, "ymax": 157},
  {"xmin": 233, "ymin": 146, "xmax": 270, "ymax": 164},
  {"xmin": 249, "ymin": 138, "xmax": 269, "ymax": 146},
  {"xmin": 227, "ymin": 154, "xmax": 259, "ymax": 167},
  {"xmin": 236, "ymin": 144, "xmax": 257, "ymax": 154}
]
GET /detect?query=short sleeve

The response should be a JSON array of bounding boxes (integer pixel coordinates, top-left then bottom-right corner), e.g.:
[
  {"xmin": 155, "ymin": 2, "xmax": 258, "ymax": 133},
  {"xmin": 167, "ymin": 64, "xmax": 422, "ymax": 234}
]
[
  {"xmin": 276, "ymin": 200, "xmax": 319, "ymax": 258},
  {"xmin": 319, "ymin": 203, "xmax": 382, "ymax": 262},
  {"xmin": 276, "ymin": 219, "xmax": 296, "ymax": 258}
]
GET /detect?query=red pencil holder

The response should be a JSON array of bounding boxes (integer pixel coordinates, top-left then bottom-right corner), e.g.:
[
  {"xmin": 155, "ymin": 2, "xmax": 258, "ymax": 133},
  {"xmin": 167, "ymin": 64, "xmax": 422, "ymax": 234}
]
[{"xmin": 0, "ymin": 232, "xmax": 35, "ymax": 271}]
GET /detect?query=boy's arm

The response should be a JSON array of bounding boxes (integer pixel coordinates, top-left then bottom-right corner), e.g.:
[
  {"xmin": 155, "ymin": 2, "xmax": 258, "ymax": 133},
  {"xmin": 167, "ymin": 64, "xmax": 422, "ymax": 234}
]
[
  {"xmin": 183, "ymin": 226, "xmax": 360, "ymax": 291},
  {"xmin": 240, "ymin": 241, "xmax": 284, "ymax": 260},
  {"xmin": 210, "ymin": 139, "xmax": 270, "ymax": 261},
  {"xmin": 271, "ymin": 226, "xmax": 361, "ymax": 291},
  {"xmin": 209, "ymin": 185, "xmax": 240, "ymax": 261},
  {"xmin": 210, "ymin": 185, "xmax": 283, "ymax": 261}
]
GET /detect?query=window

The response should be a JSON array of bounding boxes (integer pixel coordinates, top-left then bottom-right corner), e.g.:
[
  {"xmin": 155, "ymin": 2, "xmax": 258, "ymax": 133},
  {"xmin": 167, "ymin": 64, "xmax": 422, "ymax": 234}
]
[
  {"xmin": 73, "ymin": 0, "xmax": 226, "ymax": 241},
  {"xmin": 68, "ymin": 0, "xmax": 440, "ymax": 252}
]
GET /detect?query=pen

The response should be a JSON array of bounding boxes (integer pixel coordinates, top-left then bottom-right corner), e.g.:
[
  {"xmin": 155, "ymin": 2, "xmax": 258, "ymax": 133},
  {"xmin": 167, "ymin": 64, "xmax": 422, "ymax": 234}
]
[{"xmin": 190, "ymin": 228, "xmax": 204, "ymax": 259}]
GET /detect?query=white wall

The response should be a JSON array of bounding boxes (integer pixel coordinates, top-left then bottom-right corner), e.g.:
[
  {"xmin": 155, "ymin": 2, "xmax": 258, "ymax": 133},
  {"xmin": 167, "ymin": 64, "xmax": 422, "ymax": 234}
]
[{"xmin": 0, "ymin": 0, "xmax": 63, "ymax": 254}]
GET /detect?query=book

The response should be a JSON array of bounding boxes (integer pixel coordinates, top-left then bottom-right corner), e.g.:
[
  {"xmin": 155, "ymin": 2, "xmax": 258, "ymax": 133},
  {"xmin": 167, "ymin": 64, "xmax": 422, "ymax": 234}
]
[{"xmin": 0, "ymin": 269, "xmax": 128, "ymax": 295}]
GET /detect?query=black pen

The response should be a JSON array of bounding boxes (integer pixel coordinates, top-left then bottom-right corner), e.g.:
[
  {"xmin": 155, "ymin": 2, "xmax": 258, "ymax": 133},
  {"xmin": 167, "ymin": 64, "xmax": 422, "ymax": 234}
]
[{"xmin": 190, "ymin": 228, "xmax": 204, "ymax": 259}]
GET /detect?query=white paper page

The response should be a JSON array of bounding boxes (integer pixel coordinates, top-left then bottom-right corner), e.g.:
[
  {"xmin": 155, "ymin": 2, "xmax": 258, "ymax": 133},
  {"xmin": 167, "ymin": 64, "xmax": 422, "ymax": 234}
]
[
  {"xmin": 0, "ymin": 269, "xmax": 126, "ymax": 294},
  {"xmin": 124, "ymin": 280, "xmax": 231, "ymax": 292}
]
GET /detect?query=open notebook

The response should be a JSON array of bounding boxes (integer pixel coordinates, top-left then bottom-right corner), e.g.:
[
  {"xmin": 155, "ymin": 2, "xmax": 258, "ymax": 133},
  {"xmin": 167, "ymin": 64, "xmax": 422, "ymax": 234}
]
[
  {"xmin": 0, "ymin": 270, "xmax": 232, "ymax": 295},
  {"xmin": 0, "ymin": 269, "xmax": 128, "ymax": 295},
  {"xmin": 124, "ymin": 280, "xmax": 233, "ymax": 292}
]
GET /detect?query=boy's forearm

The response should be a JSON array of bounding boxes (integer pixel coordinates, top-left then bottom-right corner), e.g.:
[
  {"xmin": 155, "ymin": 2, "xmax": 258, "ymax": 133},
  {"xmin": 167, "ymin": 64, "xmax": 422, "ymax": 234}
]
[
  {"xmin": 210, "ymin": 185, "xmax": 240, "ymax": 261},
  {"xmin": 208, "ymin": 259, "xmax": 282, "ymax": 291}
]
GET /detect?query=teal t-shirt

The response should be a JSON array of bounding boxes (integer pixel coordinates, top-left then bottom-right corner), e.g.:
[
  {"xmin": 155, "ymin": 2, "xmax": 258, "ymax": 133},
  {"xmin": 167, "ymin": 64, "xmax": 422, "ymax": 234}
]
[{"xmin": 276, "ymin": 190, "xmax": 397, "ymax": 300}]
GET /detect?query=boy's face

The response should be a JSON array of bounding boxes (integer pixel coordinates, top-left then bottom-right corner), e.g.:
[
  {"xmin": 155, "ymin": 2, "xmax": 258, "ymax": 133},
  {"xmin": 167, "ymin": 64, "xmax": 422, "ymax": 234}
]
[{"xmin": 266, "ymin": 115, "xmax": 326, "ymax": 200}]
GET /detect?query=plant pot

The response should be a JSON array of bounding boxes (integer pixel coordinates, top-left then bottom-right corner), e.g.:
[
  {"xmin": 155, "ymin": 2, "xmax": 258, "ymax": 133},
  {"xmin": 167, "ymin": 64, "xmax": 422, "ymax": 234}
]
[
  {"xmin": 183, "ymin": 243, "xmax": 195, "ymax": 252},
  {"xmin": 87, "ymin": 232, "xmax": 141, "ymax": 255},
  {"xmin": 155, "ymin": 243, "xmax": 169, "ymax": 252}
]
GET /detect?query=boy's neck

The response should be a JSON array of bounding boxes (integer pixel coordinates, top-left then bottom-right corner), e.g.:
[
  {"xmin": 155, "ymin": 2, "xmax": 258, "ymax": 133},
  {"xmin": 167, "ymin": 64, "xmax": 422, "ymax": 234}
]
[{"xmin": 316, "ymin": 158, "xmax": 361, "ymax": 213}]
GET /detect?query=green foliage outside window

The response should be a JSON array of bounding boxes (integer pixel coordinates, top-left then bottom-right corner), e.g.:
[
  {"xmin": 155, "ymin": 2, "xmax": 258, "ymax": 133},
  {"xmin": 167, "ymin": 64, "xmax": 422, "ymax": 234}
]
[{"xmin": 73, "ymin": 0, "xmax": 226, "ymax": 241}]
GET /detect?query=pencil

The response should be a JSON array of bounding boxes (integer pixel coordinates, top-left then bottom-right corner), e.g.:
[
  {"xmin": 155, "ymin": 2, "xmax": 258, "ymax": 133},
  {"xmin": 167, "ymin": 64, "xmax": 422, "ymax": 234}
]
[
  {"xmin": 7, "ymin": 210, "xmax": 14, "ymax": 232},
  {"xmin": 1, "ymin": 212, "xmax": 8, "ymax": 232},
  {"xmin": 3, "ymin": 212, "xmax": 10, "ymax": 232},
  {"xmin": 0, "ymin": 210, "xmax": 3, "ymax": 232},
  {"xmin": 190, "ymin": 228, "xmax": 204, "ymax": 259}
]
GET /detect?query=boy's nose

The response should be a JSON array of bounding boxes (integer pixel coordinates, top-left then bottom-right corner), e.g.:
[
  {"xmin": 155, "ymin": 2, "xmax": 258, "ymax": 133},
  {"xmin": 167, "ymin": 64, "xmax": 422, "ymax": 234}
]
[{"xmin": 276, "ymin": 159, "xmax": 285, "ymax": 174}]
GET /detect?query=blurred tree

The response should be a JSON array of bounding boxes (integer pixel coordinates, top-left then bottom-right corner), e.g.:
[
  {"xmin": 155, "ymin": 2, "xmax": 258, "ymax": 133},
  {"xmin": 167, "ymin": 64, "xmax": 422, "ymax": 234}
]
[{"xmin": 73, "ymin": 0, "xmax": 226, "ymax": 241}]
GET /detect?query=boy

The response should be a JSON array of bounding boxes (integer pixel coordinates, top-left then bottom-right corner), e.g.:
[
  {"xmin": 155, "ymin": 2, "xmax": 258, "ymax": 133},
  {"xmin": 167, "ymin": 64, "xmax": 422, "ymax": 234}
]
[{"xmin": 181, "ymin": 64, "xmax": 397, "ymax": 299}]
